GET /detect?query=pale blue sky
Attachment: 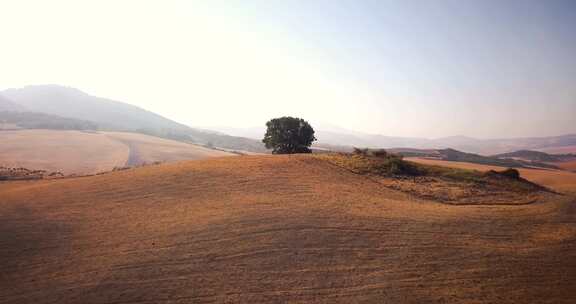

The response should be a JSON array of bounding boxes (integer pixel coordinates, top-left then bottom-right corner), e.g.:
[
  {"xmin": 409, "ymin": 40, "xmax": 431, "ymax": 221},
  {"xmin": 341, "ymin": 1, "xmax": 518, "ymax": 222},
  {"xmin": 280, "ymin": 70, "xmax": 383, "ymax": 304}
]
[{"xmin": 1, "ymin": 0, "xmax": 574, "ymax": 138}]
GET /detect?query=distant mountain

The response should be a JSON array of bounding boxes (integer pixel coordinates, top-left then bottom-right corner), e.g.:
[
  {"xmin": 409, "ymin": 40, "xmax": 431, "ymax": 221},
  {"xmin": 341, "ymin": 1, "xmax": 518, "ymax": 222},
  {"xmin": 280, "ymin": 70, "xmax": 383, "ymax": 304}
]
[
  {"xmin": 493, "ymin": 150, "xmax": 575, "ymax": 162},
  {"xmin": 389, "ymin": 148, "xmax": 559, "ymax": 170},
  {"xmin": 0, "ymin": 95, "xmax": 26, "ymax": 112},
  {"xmin": 466, "ymin": 134, "xmax": 576, "ymax": 155},
  {"xmin": 4, "ymin": 85, "xmax": 574, "ymax": 155},
  {"xmin": 214, "ymin": 125, "xmax": 576, "ymax": 155},
  {"xmin": 1, "ymin": 85, "xmax": 267, "ymax": 153},
  {"xmin": 209, "ymin": 126, "xmax": 433, "ymax": 150},
  {"xmin": 2, "ymin": 85, "xmax": 188, "ymax": 131},
  {"xmin": 0, "ymin": 111, "xmax": 98, "ymax": 130}
]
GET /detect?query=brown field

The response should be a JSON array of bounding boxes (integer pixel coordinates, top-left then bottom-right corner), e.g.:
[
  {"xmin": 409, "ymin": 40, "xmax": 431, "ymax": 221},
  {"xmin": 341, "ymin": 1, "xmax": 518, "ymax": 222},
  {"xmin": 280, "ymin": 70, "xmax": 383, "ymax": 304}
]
[
  {"xmin": 1, "ymin": 154, "xmax": 575, "ymax": 303},
  {"xmin": 0, "ymin": 130, "xmax": 233, "ymax": 174},
  {"xmin": 407, "ymin": 157, "xmax": 576, "ymax": 193},
  {"xmin": 554, "ymin": 160, "xmax": 576, "ymax": 172}
]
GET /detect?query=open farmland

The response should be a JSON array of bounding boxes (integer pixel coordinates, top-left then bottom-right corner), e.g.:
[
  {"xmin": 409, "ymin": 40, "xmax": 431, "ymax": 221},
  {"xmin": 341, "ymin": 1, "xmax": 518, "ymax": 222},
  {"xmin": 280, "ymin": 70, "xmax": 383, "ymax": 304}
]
[
  {"xmin": 0, "ymin": 130, "xmax": 233, "ymax": 174},
  {"xmin": 1, "ymin": 155, "xmax": 575, "ymax": 303},
  {"xmin": 104, "ymin": 131, "xmax": 234, "ymax": 166},
  {"xmin": 555, "ymin": 160, "xmax": 576, "ymax": 172},
  {"xmin": 407, "ymin": 157, "xmax": 576, "ymax": 193}
]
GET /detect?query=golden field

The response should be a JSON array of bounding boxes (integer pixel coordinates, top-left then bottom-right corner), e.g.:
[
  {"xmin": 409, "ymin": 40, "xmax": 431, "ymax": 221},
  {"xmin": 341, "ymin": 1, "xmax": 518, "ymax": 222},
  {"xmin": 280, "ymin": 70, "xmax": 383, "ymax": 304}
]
[
  {"xmin": 1, "ymin": 154, "xmax": 575, "ymax": 303},
  {"xmin": 0, "ymin": 130, "xmax": 233, "ymax": 174}
]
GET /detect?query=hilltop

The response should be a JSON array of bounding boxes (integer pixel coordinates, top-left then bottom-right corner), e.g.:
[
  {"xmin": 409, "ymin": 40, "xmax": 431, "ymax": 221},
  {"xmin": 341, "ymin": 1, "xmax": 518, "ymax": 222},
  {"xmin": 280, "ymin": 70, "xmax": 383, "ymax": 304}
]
[{"xmin": 1, "ymin": 154, "xmax": 574, "ymax": 303}]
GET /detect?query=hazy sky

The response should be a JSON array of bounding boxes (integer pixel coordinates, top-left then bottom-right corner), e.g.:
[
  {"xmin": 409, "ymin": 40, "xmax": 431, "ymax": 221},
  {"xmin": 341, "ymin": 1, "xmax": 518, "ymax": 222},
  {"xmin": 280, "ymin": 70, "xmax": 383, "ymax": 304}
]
[{"xmin": 1, "ymin": 0, "xmax": 575, "ymax": 138}]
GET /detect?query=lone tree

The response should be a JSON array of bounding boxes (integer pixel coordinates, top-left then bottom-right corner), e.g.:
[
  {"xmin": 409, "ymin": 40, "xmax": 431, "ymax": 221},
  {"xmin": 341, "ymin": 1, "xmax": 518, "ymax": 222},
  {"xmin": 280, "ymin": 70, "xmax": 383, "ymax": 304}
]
[{"xmin": 262, "ymin": 116, "xmax": 316, "ymax": 154}]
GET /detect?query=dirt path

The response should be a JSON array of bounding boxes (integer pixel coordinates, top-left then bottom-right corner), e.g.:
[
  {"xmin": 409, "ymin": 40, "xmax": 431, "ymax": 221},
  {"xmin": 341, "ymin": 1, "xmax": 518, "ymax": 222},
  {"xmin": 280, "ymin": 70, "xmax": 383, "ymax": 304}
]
[{"xmin": 119, "ymin": 139, "xmax": 143, "ymax": 167}]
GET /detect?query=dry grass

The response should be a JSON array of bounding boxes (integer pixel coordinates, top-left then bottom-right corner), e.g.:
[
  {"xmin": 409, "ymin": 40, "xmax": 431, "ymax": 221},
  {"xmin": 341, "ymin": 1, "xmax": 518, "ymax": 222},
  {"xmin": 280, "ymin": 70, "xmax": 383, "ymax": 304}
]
[
  {"xmin": 407, "ymin": 157, "xmax": 576, "ymax": 194},
  {"xmin": 318, "ymin": 153, "xmax": 547, "ymax": 205},
  {"xmin": 555, "ymin": 160, "xmax": 576, "ymax": 172},
  {"xmin": 1, "ymin": 154, "xmax": 575, "ymax": 303},
  {"xmin": 103, "ymin": 131, "xmax": 234, "ymax": 166},
  {"xmin": 0, "ymin": 130, "xmax": 234, "ymax": 174},
  {"xmin": 0, "ymin": 129, "xmax": 129, "ymax": 174}
]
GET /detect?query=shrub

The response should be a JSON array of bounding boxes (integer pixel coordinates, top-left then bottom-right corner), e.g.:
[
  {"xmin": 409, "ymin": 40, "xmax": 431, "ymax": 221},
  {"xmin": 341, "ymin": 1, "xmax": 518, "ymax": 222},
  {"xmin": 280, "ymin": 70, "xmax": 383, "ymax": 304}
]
[
  {"xmin": 488, "ymin": 168, "xmax": 521, "ymax": 179},
  {"xmin": 353, "ymin": 147, "xmax": 369, "ymax": 155},
  {"xmin": 370, "ymin": 149, "xmax": 388, "ymax": 158},
  {"xmin": 500, "ymin": 168, "xmax": 520, "ymax": 179}
]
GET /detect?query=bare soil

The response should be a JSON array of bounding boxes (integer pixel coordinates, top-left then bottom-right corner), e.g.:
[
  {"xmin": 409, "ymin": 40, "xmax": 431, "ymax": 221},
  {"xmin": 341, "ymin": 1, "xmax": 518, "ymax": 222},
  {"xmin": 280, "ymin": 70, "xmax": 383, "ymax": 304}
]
[{"xmin": 1, "ymin": 155, "xmax": 575, "ymax": 303}]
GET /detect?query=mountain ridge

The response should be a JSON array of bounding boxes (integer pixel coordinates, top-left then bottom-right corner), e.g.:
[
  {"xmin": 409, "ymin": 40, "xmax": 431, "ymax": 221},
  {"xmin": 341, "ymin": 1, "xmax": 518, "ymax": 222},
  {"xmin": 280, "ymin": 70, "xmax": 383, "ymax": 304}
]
[
  {"xmin": 1, "ymin": 85, "xmax": 268, "ymax": 153},
  {"xmin": 213, "ymin": 125, "xmax": 576, "ymax": 155}
]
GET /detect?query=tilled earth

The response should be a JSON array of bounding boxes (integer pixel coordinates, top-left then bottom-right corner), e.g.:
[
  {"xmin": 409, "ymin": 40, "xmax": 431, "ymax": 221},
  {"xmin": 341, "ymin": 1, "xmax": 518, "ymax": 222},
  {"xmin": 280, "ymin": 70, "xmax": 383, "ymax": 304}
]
[{"xmin": 1, "ymin": 155, "xmax": 575, "ymax": 303}]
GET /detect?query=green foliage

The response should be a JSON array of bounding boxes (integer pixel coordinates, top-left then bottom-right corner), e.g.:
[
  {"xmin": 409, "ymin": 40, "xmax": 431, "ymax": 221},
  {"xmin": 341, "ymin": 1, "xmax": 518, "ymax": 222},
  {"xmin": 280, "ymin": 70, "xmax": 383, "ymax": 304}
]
[{"xmin": 262, "ymin": 116, "xmax": 316, "ymax": 154}]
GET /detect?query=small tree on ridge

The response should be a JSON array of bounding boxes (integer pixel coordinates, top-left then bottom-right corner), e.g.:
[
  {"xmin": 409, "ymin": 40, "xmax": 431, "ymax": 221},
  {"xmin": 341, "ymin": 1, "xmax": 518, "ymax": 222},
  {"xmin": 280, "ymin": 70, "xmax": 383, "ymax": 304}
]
[{"xmin": 262, "ymin": 116, "xmax": 316, "ymax": 154}]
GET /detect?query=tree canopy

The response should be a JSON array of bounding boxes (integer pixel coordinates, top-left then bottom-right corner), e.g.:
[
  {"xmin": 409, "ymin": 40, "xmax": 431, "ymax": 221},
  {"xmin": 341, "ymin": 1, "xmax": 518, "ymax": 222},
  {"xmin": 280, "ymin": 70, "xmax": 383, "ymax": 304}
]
[{"xmin": 262, "ymin": 116, "xmax": 316, "ymax": 154}]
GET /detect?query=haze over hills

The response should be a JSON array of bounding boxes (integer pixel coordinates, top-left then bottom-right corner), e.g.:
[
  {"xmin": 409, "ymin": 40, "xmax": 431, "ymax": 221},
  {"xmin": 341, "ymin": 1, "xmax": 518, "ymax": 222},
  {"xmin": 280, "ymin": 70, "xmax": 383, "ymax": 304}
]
[
  {"xmin": 0, "ymin": 85, "xmax": 267, "ymax": 153},
  {"xmin": 0, "ymin": 95, "xmax": 26, "ymax": 112},
  {"xmin": 2, "ymin": 85, "xmax": 192, "ymax": 131},
  {"xmin": 213, "ymin": 126, "xmax": 576, "ymax": 155},
  {"xmin": 2, "ymin": 84, "xmax": 576, "ymax": 155}
]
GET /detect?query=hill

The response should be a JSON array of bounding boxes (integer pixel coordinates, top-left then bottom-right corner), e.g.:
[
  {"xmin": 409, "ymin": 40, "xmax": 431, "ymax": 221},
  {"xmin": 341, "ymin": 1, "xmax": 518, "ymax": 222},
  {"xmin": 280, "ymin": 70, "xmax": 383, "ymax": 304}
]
[
  {"xmin": 1, "ymin": 155, "xmax": 574, "ymax": 303},
  {"xmin": 386, "ymin": 148, "xmax": 558, "ymax": 169},
  {"xmin": 493, "ymin": 150, "xmax": 575, "ymax": 162},
  {"xmin": 0, "ymin": 111, "xmax": 98, "ymax": 130},
  {"xmin": 0, "ymin": 129, "xmax": 234, "ymax": 174},
  {"xmin": 407, "ymin": 157, "xmax": 576, "ymax": 193},
  {"xmin": 1, "ymin": 85, "xmax": 268, "ymax": 152},
  {"xmin": 1, "ymin": 85, "xmax": 188, "ymax": 131},
  {"xmin": 213, "ymin": 126, "xmax": 576, "ymax": 155},
  {"xmin": 536, "ymin": 145, "xmax": 576, "ymax": 154},
  {"xmin": 0, "ymin": 95, "xmax": 26, "ymax": 112}
]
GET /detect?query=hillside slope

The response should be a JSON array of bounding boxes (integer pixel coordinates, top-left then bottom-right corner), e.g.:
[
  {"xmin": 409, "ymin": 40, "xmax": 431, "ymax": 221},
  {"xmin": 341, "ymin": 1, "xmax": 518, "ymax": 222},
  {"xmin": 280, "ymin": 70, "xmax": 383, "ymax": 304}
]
[
  {"xmin": 2, "ymin": 85, "xmax": 187, "ymax": 131},
  {"xmin": 0, "ymin": 96, "xmax": 26, "ymax": 112},
  {"xmin": 1, "ymin": 85, "xmax": 268, "ymax": 152},
  {"xmin": 1, "ymin": 155, "xmax": 574, "ymax": 303},
  {"xmin": 0, "ymin": 111, "xmax": 98, "ymax": 130},
  {"xmin": 0, "ymin": 130, "xmax": 233, "ymax": 174}
]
